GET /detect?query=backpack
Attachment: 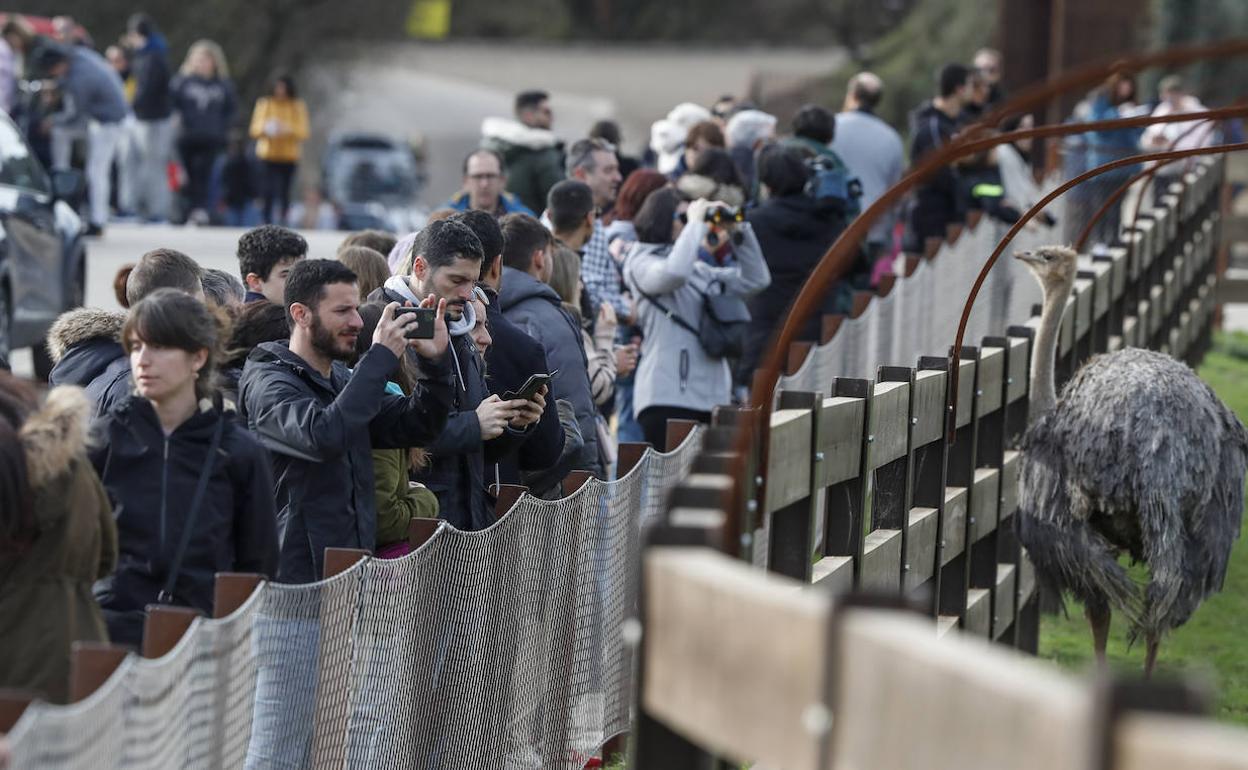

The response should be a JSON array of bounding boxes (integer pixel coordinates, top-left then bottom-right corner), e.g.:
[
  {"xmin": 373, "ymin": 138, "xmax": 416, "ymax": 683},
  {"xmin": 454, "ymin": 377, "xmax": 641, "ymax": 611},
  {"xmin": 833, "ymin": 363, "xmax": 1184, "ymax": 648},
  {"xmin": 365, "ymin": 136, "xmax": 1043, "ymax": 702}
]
[{"xmin": 804, "ymin": 155, "xmax": 863, "ymax": 219}]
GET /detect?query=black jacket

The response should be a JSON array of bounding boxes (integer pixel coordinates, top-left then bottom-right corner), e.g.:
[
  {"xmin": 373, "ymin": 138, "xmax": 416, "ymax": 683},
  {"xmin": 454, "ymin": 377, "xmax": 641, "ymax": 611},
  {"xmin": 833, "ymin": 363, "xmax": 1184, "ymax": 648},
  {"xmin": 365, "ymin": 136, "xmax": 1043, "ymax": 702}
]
[
  {"xmin": 908, "ymin": 102, "xmax": 962, "ymax": 244},
  {"xmin": 239, "ymin": 341, "xmax": 452, "ymax": 583},
  {"xmin": 171, "ymin": 74, "xmax": 237, "ymax": 144},
  {"xmin": 129, "ymin": 38, "xmax": 172, "ymax": 121},
  {"xmin": 89, "ymin": 397, "xmax": 279, "ymax": 646},
  {"xmin": 481, "ymin": 286, "xmax": 565, "ymax": 486},
  {"xmin": 47, "ymin": 308, "xmax": 132, "ymax": 417},
  {"xmin": 742, "ymin": 194, "xmax": 849, "ymax": 376},
  {"xmin": 368, "ymin": 284, "xmax": 530, "ymax": 531}
]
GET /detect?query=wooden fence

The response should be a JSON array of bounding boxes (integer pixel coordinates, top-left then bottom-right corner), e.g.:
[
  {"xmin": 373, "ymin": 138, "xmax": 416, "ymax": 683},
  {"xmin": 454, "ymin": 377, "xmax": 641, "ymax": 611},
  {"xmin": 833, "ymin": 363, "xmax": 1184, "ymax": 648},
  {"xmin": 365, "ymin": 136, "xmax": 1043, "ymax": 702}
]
[{"xmin": 629, "ymin": 156, "xmax": 1235, "ymax": 768}]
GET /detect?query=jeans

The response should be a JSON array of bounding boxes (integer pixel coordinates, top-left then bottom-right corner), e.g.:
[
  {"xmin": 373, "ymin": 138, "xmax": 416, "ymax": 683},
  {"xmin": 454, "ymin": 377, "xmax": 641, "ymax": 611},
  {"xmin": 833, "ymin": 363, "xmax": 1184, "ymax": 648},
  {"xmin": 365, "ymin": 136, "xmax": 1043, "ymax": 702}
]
[
  {"xmin": 55, "ymin": 120, "xmax": 122, "ymax": 228},
  {"xmin": 613, "ymin": 377, "xmax": 644, "ymax": 445},
  {"xmin": 134, "ymin": 116, "xmax": 175, "ymax": 221},
  {"xmin": 178, "ymin": 137, "xmax": 223, "ymax": 213},
  {"xmin": 262, "ymin": 161, "xmax": 297, "ymax": 224},
  {"xmin": 244, "ymin": 616, "xmax": 319, "ymax": 770}
]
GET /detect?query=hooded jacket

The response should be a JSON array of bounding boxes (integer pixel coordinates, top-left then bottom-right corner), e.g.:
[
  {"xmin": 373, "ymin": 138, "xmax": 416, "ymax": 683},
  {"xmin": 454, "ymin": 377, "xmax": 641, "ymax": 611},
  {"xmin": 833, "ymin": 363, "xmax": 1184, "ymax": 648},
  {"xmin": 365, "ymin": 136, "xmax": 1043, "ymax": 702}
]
[
  {"xmin": 90, "ymin": 397, "xmax": 279, "ymax": 646},
  {"xmin": 498, "ymin": 266, "xmax": 603, "ymax": 477},
  {"xmin": 129, "ymin": 33, "xmax": 172, "ymax": 121},
  {"xmin": 742, "ymin": 193, "xmax": 850, "ymax": 375},
  {"xmin": 47, "ymin": 308, "xmax": 132, "ymax": 417},
  {"xmin": 368, "ymin": 277, "xmax": 530, "ymax": 531},
  {"xmin": 624, "ymin": 219, "xmax": 770, "ymax": 416},
  {"xmin": 480, "ymin": 117, "xmax": 565, "ymax": 216},
  {"xmin": 239, "ymin": 340, "xmax": 452, "ymax": 582},
  {"xmin": 0, "ymin": 387, "xmax": 115, "ymax": 703},
  {"xmin": 48, "ymin": 45, "xmax": 128, "ymax": 126}
]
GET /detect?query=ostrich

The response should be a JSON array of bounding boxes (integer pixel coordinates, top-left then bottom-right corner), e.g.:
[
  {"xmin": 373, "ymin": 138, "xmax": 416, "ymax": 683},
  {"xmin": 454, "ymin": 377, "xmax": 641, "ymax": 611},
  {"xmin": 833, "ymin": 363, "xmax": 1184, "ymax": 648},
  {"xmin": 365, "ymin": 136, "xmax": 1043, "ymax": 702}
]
[{"xmin": 1013, "ymin": 245, "xmax": 1247, "ymax": 676}]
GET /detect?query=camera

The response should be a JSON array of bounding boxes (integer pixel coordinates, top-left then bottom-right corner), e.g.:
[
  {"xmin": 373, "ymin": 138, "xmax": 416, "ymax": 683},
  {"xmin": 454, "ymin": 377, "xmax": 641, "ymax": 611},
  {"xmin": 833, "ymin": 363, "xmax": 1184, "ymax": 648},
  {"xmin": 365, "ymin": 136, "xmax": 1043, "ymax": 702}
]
[{"xmin": 704, "ymin": 205, "xmax": 744, "ymax": 226}]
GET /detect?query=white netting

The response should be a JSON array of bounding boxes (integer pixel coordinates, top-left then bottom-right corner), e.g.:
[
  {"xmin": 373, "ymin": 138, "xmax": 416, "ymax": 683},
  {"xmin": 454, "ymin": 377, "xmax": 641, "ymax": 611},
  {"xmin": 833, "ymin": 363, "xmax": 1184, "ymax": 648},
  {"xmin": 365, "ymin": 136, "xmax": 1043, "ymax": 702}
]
[{"xmin": 6, "ymin": 429, "xmax": 703, "ymax": 770}]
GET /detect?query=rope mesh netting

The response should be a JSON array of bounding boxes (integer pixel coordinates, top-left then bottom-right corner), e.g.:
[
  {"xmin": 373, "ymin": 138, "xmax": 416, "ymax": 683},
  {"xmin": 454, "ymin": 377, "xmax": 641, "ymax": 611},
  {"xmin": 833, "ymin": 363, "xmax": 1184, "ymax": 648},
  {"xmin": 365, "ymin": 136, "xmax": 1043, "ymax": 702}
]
[{"xmin": 7, "ymin": 429, "xmax": 703, "ymax": 770}]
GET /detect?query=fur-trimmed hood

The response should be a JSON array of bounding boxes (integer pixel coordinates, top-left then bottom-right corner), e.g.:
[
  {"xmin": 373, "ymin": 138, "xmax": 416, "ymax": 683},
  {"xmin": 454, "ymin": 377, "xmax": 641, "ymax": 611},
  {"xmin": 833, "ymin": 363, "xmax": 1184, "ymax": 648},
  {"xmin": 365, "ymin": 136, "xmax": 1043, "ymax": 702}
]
[
  {"xmin": 481, "ymin": 117, "xmax": 559, "ymax": 151},
  {"xmin": 676, "ymin": 173, "xmax": 746, "ymax": 209},
  {"xmin": 46, "ymin": 307, "xmax": 126, "ymax": 363},
  {"xmin": 20, "ymin": 385, "xmax": 91, "ymax": 489}
]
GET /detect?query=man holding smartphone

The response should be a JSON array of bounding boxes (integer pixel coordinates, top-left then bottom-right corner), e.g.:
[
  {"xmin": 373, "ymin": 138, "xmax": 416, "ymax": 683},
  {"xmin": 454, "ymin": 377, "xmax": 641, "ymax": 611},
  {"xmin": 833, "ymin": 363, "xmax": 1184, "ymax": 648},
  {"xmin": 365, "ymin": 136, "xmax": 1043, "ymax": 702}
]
[{"xmin": 368, "ymin": 219, "xmax": 545, "ymax": 531}]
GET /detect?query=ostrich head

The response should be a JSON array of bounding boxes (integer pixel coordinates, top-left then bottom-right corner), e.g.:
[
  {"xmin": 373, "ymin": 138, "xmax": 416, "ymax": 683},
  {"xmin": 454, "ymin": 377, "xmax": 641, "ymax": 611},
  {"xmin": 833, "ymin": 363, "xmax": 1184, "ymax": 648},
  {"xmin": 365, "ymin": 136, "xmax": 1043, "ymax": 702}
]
[{"xmin": 1014, "ymin": 245, "xmax": 1078, "ymax": 295}]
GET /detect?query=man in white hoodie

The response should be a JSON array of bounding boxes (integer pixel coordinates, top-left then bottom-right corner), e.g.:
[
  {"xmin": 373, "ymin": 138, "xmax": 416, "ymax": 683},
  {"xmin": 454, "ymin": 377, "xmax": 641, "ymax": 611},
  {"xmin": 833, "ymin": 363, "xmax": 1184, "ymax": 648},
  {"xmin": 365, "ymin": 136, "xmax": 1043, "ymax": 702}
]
[{"xmin": 481, "ymin": 89, "xmax": 566, "ymax": 216}]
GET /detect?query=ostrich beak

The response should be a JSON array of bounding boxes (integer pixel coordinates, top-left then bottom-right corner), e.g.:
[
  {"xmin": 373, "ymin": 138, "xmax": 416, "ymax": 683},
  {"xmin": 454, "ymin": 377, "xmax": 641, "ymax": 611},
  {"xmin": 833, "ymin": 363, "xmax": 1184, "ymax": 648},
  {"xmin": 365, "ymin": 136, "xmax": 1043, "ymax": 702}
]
[{"xmin": 1014, "ymin": 250, "xmax": 1044, "ymax": 265}]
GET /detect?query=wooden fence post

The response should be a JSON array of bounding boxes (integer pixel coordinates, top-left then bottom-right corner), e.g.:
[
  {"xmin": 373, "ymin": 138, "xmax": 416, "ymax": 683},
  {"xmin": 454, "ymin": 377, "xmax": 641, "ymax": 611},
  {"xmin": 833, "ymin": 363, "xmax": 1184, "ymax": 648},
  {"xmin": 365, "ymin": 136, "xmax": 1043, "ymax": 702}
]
[
  {"xmin": 0, "ymin": 690, "xmax": 35, "ymax": 733},
  {"xmin": 765, "ymin": 391, "xmax": 818, "ymax": 581},
  {"xmin": 824, "ymin": 377, "xmax": 873, "ymax": 587},
  {"xmin": 563, "ymin": 469, "xmax": 594, "ymax": 495},
  {"xmin": 69, "ymin": 642, "xmax": 128, "ymax": 703},
  {"xmin": 407, "ymin": 517, "xmax": 441, "ymax": 549},
  {"xmin": 491, "ymin": 483, "xmax": 528, "ymax": 520},
  {"xmin": 810, "ymin": 384, "xmax": 869, "ymax": 596},
  {"xmin": 1091, "ymin": 677, "xmax": 1211, "ymax": 770},
  {"xmin": 869, "ymin": 367, "xmax": 916, "ymax": 594},
  {"xmin": 213, "ymin": 572, "xmax": 263, "ymax": 619},
  {"xmin": 141, "ymin": 606, "xmax": 203, "ymax": 659},
  {"xmin": 940, "ymin": 347, "xmax": 978, "ymax": 630},
  {"xmin": 322, "ymin": 548, "xmax": 369, "ymax": 579}
]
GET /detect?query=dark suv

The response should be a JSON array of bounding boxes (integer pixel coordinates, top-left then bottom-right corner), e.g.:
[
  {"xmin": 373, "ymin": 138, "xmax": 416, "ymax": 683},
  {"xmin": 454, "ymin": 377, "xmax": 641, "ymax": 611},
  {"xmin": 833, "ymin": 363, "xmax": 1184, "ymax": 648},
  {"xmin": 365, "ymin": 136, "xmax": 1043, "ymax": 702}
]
[{"xmin": 0, "ymin": 112, "xmax": 87, "ymax": 370}]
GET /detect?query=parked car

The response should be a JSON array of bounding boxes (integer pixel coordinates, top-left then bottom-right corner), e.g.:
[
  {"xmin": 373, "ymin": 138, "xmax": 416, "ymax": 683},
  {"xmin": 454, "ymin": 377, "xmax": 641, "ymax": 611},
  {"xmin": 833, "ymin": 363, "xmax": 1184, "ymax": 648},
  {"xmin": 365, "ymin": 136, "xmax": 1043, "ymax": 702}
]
[
  {"xmin": 322, "ymin": 131, "xmax": 428, "ymax": 233},
  {"xmin": 0, "ymin": 112, "xmax": 87, "ymax": 372}
]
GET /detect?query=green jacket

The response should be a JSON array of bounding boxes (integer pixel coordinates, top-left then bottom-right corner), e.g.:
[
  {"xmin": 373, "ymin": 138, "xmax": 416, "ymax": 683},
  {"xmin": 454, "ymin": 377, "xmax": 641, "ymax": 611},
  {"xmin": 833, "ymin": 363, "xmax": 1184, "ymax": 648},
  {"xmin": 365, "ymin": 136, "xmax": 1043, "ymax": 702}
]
[
  {"xmin": 481, "ymin": 116, "xmax": 565, "ymax": 216},
  {"xmin": 373, "ymin": 448, "xmax": 439, "ymax": 549},
  {"xmin": 0, "ymin": 387, "xmax": 115, "ymax": 704}
]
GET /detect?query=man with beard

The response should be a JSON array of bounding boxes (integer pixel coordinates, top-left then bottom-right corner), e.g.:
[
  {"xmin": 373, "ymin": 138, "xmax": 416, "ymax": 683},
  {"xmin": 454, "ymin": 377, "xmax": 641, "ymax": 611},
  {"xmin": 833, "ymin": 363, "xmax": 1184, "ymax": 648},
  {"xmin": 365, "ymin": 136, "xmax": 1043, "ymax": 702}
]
[
  {"xmin": 369, "ymin": 218, "xmax": 546, "ymax": 530},
  {"xmin": 239, "ymin": 258, "xmax": 453, "ymax": 583}
]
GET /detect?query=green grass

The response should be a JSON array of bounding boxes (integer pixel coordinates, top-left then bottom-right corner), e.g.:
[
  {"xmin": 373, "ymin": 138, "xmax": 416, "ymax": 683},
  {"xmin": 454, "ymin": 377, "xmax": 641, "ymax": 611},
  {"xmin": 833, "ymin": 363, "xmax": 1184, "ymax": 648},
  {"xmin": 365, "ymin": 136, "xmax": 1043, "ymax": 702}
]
[{"xmin": 1039, "ymin": 331, "xmax": 1248, "ymax": 724}]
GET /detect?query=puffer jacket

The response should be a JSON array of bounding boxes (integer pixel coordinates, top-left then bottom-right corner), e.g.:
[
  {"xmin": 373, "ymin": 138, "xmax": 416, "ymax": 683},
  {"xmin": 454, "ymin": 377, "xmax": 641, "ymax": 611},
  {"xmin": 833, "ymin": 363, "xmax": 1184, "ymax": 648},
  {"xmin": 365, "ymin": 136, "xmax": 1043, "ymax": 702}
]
[
  {"xmin": 369, "ymin": 277, "xmax": 531, "ymax": 530},
  {"xmin": 47, "ymin": 308, "xmax": 132, "ymax": 417},
  {"xmin": 90, "ymin": 397, "xmax": 278, "ymax": 646},
  {"xmin": 624, "ymin": 219, "xmax": 770, "ymax": 416},
  {"xmin": 498, "ymin": 267, "xmax": 604, "ymax": 477},
  {"xmin": 0, "ymin": 387, "xmax": 115, "ymax": 703},
  {"xmin": 239, "ymin": 341, "xmax": 452, "ymax": 583},
  {"xmin": 481, "ymin": 116, "xmax": 565, "ymax": 216}
]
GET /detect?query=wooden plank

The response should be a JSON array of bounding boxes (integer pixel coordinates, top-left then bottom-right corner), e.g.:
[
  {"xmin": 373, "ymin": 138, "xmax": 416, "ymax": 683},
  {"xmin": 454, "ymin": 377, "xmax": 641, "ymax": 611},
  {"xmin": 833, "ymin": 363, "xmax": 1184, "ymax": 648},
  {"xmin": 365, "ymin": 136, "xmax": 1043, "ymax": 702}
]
[
  {"xmin": 1000, "ymin": 450, "xmax": 1021, "ymax": 515},
  {"xmin": 1102, "ymin": 246, "xmax": 1128, "ymax": 300},
  {"xmin": 830, "ymin": 610, "xmax": 1094, "ymax": 770},
  {"xmin": 975, "ymin": 346, "xmax": 1004, "ymax": 416},
  {"xmin": 971, "ymin": 468, "xmax": 1001, "ymax": 542},
  {"xmin": 941, "ymin": 487, "xmax": 968, "ymax": 565},
  {"xmin": 910, "ymin": 369, "xmax": 946, "ymax": 446},
  {"xmin": 323, "ymin": 547, "xmax": 369, "ymax": 579},
  {"xmin": 141, "ymin": 606, "xmax": 203, "ymax": 659},
  {"xmin": 1122, "ymin": 315, "xmax": 1139, "ymax": 348},
  {"xmin": 407, "ymin": 517, "xmax": 440, "ymax": 549},
  {"xmin": 955, "ymin": 358, "xmax": 976, "ymax": 429},
  {"xmin": 493, "ymin": 483, "xmax": 528, "ymax": 519},
  {"xmin": 1162, "ymin": 269, "xmax": 1177, "ymax": 314},
  {"xmin": 1149, "ymin": 286, "xmax": 1165, "ymax": 335},
  {"xmin": 618, "ymin": 442, "xmax": 650, "ymax": 478},
  {"xmin": 765, "ymin": 408, "xmax": 813, "ymax": 513},
  {"xmin": 213, "ymin": 572, "xmax": 263, "ymax": 619},
  {"xmin": 994, "ymin": 565, "xmax": 1017, "ymax": 640},
  {"xmin": 1006, "ymin": 337, "xmax": 1029, "ymax": 404},
  {"xmin": 0, "ymin": 690, "xmax": 35, "ymax": 733},
  {"xmin": 812, "ymin": 555, "xmax": 854, "ymax": 595},
  {"xmin": 563, "ymin": 469, "xmax": 594, "ymax": 495},
  {"xmin": 869, "ymin": 381, "xmax": 909, "ymax": 470},
  {"xmin": 905, "ymin": 507, "xmax": 939, "ymax": 591},
  {"xmin": 665, "ymin": 419, "xmax": 700, "ymax": 452},
  {"xmin": 816, "ymin": 396, "xmax": 865, "ymax": 487},
  {"xmin": 936, "ymin": 615, "xmax": 959, "ymax": 638},
  {"xmin": 1073, "ymin": 277, "xmax": 1094, "ymax": 342},
  {"xmin": 69, "ymin": 643, "xmax": 128, "ymax": 703},
  {"xmin": 1058, "ymin": 295, "xmax": 1075, "ymax": 355},
  {"xmin": 1079, "ymin": 257, "xmax": 1112, "ymax": 319},
  {"xmin": 861, "ymin": 529, "xmax": 903, "ymax": 593},
  {"xmin": 1018, "ymin": 551, "xmax": 1037, "ymax": 605},
  {"xmin": 644, "ymin": 547, "xmax": 833, "ymax": 768},
  {"xmin": 1114, "ymin": 713, "xmax": 1248, "ymax": 770},
  {"xmin": 965, "ymin": 588, "xmax": 992, "ymax": 636}
]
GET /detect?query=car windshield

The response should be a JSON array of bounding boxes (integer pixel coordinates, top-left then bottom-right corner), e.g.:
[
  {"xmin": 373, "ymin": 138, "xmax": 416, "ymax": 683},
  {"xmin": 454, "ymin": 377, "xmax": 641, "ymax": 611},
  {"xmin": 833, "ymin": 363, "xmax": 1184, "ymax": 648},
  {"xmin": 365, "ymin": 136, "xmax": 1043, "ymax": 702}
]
[{"xmin": 0, "ymin": 119, "xmax": 50, "ymax": 195}]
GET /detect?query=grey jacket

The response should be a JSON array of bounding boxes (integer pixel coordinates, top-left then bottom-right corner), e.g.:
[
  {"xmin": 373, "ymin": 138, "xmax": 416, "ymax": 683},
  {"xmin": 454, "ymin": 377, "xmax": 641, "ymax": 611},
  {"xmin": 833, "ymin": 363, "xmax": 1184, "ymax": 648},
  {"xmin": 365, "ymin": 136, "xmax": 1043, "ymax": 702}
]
[
  {"xmin": 624, "ymin": 219, "xmax": 770, "ymax": 416},
  {"xmin": 498, "ymin": 267, "xmax": 604, "ymax": 477},
  {"xmin": 52, "ymin": 46, "xmax": 127, "ymax": 126}
]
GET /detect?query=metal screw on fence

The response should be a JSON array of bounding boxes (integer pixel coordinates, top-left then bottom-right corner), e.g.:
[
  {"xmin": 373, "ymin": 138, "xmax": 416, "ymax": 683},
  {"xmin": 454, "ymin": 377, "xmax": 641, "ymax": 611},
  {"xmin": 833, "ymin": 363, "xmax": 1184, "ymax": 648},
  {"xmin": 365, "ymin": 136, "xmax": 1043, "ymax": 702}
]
[
  {"xmin": 621, "ymin": 618, "xmax": 643, "ymax": 647},
  {"xmin": 740, "ymin": 532, "xmax": 753, "ymax": 549},
  {"xmin": 755, "ymin": 475, "xmax": 764, "ymax": 487},
  {"xmin": 747, "ymin": 500, "xmax": 758, "ymax": 513},
  {"xmin": 815, "ymin": 451, "xmax": 825, "ymax": 462},
  {"xmin": 904, "ymin": 563, "xmax": 911, "ymax": 572},
  {"xmin": 969, "ymin": 517, "xmax": 976, "ymax": 526},
  {"xmin": 867, "ymin": 434, "xmax": 875, "ymax": 443},
  {"xmin": 912, "ymin": 417, "xmax": 918, "ymax": 425}
]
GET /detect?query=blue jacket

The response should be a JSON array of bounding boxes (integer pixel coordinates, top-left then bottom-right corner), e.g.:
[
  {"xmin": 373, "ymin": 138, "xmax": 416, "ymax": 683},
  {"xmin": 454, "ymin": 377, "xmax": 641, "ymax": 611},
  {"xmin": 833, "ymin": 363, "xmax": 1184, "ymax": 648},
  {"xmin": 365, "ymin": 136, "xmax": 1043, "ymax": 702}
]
[
  {"xmin": 47, "ymin": 308, "xmax": 132, "ymax": 417},
  {"xmin": 239, "ymin": 341, "xmax": 452, "ymax": 583},
  {"xmin": 443, "ymin": 190, "xmax": 535, "ymax": 218},
  {"xmin": 499, "ymin": 267, "xmax": 603, "ymax": 477},
  {"xmin": 51, "ymin": 46, "xmax": 127, "ymax": 126}
]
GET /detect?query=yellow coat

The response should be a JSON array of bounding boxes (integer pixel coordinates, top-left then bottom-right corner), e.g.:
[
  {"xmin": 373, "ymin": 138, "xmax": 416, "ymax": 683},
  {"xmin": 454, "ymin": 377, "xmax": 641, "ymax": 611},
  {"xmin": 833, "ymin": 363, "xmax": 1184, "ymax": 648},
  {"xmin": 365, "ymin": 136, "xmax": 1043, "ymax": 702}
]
[{"xmin": 248, "ymin": 96, "xmax": 309, "ymax": 163}]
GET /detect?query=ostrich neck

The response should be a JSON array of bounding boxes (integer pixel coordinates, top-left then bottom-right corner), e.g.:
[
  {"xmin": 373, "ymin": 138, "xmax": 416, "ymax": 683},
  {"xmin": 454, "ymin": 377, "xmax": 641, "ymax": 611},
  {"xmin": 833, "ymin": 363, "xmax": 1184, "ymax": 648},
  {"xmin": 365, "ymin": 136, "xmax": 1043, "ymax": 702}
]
[{"xmin": 1030, "ymin": 279, "xmax": 1072, "ymax": 419}]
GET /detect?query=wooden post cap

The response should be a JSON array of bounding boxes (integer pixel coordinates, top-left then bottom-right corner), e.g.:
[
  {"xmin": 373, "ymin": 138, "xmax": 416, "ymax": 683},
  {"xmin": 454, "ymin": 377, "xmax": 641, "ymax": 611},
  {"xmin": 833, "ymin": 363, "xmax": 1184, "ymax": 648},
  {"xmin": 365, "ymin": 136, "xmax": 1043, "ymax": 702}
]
[
  {"xmin": 563, "ymin": 470, "xmax": 594, "ymax": 495},
  {"xmin": 408, "ymin": 517, "xmax": 440, "ymax": 548},
  {"xmin": 141, "ymin": 605, "xmax": 204, "ymax": 659},
  {"xmin": 0, "ymin": 689, "xmax": 36, "ymax": 732},
  {"xmin": 491, "ymin": 484, "xmax": 528, "ymax": 520},
  {"xmin": 213, "ymin": 573, "xmax": 263, "ymax": 619},
  {"xmin": 617, "ymin": 443, "xmax": 651, "ymax": 478},
  {"xmin": 323, "ymin": 547, "xmax": 370, "ymax": 579},
  {"xmin": 69, "ymin": 642, "xmax": 129, "ymax": 703},
  {"xmin": 664, "ymin": 419, "xmax": 700, "ymax": 453}
]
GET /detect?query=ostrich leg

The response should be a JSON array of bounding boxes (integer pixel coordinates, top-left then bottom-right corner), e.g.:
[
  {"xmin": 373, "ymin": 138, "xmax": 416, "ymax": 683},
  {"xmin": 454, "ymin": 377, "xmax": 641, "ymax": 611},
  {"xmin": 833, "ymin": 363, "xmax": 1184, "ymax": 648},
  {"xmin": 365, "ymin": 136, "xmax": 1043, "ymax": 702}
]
[
  {"xmin": 1144, "ymin": 634, "xmax": 1161, "ymax": 679},
  {"xmin": 1085, "ymin": 601, "xmax": 1111, "ymax": 664}
]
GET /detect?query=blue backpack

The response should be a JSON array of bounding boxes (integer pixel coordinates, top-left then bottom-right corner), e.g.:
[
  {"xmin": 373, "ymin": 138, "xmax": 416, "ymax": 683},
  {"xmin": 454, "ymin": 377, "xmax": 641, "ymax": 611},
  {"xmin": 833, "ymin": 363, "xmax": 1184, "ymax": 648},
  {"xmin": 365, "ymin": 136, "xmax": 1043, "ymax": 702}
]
[{"xmin": 804, "ymin": 155, "xmax": 863, "ymax": 219}]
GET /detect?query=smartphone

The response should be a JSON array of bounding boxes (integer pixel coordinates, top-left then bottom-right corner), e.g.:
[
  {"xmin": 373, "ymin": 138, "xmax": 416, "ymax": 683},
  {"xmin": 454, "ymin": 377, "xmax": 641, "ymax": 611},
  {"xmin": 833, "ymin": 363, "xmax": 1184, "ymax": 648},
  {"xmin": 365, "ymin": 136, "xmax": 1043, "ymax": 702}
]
[
  {"xmin": 394, "ymin": 306, "xmax": 437, "ymax": 339},
  {"xmin": 503, "ymin": 370, "xmax": 558, "ymax": 401}
]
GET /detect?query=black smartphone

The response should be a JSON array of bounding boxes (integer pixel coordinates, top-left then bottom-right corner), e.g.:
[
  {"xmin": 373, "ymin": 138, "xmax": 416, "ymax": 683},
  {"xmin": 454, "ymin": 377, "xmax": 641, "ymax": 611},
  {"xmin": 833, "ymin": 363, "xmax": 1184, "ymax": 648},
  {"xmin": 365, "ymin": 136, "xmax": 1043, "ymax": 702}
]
[
  {"xmin": 394, "ymin": 306, "xmax": 437, "ymax": 339},
  {"xmin": 502, "ymin": 370, "xmax": 558, "ymax": 401}
]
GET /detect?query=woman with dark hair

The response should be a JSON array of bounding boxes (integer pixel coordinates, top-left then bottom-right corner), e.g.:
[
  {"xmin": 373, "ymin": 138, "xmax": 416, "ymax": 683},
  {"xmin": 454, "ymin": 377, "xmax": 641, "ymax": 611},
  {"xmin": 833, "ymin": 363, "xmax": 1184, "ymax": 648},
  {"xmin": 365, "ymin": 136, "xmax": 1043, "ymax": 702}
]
[
  {"xmin": 172, "ymin": 40, "xmax": 237, "ymax": 224},
  {"xmin": 220, "ymin": 299, "xmax": 289, "ymax": 405},
  {"xmin": 624, "ymin": 187, "xmax": 770, "ymax": 447},
  {"xmin": 604, "ymin": 169, "xmax": 668, "ymax": 240},
  {"xmin": 249, "ymin": 72, "xmax": 308, "ymax": 224},
  {"xmin": 739, "ymin": 143, "xmax": 847, "ymax": 380},
  {"xmin": 675, "ymin": 147, "xmax": 746, "ymax": 209},
  {"xmin": 90, "ymin": 289, "xmax": 278, "ymax": 645},
  {"xmin": 354, "ymin": 301, "xmax": 437, "ymax": 558},
  {"xmin": 0, "ymin": 373, "xmax": 115, "ymax": 703}
]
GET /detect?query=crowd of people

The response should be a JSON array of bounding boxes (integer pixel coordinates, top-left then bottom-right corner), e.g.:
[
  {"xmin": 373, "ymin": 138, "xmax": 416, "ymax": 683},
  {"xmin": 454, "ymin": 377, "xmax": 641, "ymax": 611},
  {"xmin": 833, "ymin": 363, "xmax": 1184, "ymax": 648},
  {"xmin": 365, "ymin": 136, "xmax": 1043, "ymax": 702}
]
[
  {"xmin": 0, "ymin": 19, "xmax": 1227, "ymax": 742},
  {"xmin": 0, "ymin": 12, "xmax": 309, "ymax": 233}
]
